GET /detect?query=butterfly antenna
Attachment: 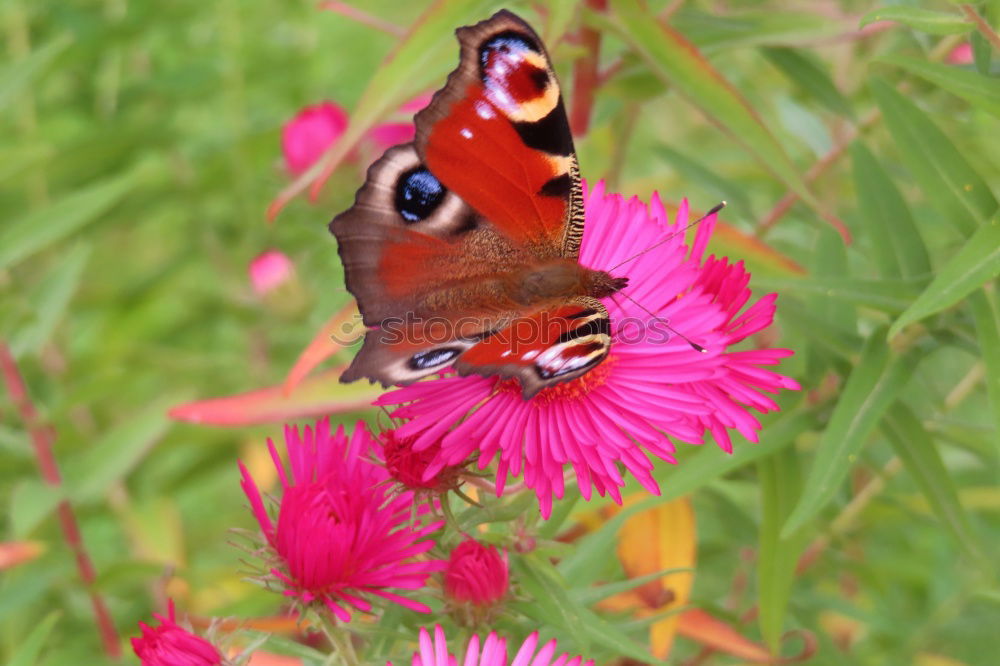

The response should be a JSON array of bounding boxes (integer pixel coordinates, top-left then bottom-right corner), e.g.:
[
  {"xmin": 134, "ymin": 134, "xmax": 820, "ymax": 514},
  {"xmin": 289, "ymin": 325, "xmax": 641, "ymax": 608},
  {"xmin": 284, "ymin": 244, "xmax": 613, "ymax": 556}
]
[
  {"xmin": 616, "ymin": 289, "xmax": 708, "ymax": 353},
  {"xmin": 609, "ymin": 201, "xmax": 726, "ymax": 273}
]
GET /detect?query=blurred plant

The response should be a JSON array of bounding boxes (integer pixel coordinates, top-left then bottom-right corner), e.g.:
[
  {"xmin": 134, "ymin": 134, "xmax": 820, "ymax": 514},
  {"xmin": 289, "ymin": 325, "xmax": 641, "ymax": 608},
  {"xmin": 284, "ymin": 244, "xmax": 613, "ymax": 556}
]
[
  {"xmin": 3, "ymin": 1, "xmax": 1000, "ymax": 664},
  {"xmin": 248, "ymin": 250, "xmax": 296, "ymax": 297}
]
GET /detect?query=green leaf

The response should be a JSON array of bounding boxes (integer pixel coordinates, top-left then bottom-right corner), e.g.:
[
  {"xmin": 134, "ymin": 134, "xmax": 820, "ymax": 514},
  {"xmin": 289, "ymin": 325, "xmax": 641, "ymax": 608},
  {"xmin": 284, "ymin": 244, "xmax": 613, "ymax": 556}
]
[
  {"xmin": 971, "ymin": 31, "xmax": 992, "ymax": 75},
  {"xmin": 515, "ymin": 554, "xmax": 662, "ymax": 664},
  {"xmin": 0, "ymin": 173, "xmax": 134, "ymax": 271},
  {"xmin": 871, "ymin": 78, "xmax": 998, "ymax": 235},
  {"xmin": 604, "ymin": 1, "xmax": 833, "ymax": 226},
  {"xmin": 779, "ymin": 303, "xmax": 862, "ymax": 360},
  {"xmin": 850, "ymin": 142, "xmax": 931, "ymax": 280},
  {"xmin": 783, "ymin": 332, "xmax": 917, "ymax": 536},
  {"xmin": 10, "ymin": 244, "xmax": 91, "ymax": 357},
  {"xmin": 669, "ymin": 9, "xmax": 847, "ymax": 52},
  {"xmin": 653, "ymin": 146, "xmax": 755, "ymax": 221},
  {"xmin": 757, "ymin": 447, "xmax": 807, "ymax": 652},
  {"xmin": 762, "ymin": 47, "xmax": 854, "ymax": 118},
  {"xmin": 0, "ymin": 34, "xmax": 71, "ymax": 110},
  {"xmin": 888, "ymin": 216, "xmax": 1000, "ymax": 339},
  {"xmin": 860, "ymin": 7, "xmax": 973, "ymax": 35},
  {"xmin": 753, "ymin": 275, "xmax": 922, "ymax": 313},
  {"xmin": 560, "ymin": 408, "xmax": 815, "ymax": 582},
  {"xmin": 66, "ymin": 398, "xmax": 177, "ymax": 504},
  {"xmin": 883, "ymin": 403, "xmax": 987, "ymax": 565},
  {"xmin": 10, "ymin": 480, "xmax": 63, "ymax": 538},
  {"xmin": 572, "ymin": 567, "xmax": 693, "ymax": 606},
  {"xmin": 878, "ymin": 54, "xmax": 1000, "ymax": 118},
  {"xmin": 969, "ymin": 289, "xmax": 1000, "ymax": 457},
  {"xmin": 8, "ymin": 610, "xmax": 60, "ymax": 666}
]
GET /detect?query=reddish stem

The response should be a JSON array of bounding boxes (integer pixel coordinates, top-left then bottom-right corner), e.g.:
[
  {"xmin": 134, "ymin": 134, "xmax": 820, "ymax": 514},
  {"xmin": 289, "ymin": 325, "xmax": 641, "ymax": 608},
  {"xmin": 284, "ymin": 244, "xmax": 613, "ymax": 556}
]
[
  {"xmin": 0, "ymin": 342, "xmax": 121, "ymax": 657},
  {"xmin": 569, "ymin": 0, "xmax": 607, "ymax": 137}
]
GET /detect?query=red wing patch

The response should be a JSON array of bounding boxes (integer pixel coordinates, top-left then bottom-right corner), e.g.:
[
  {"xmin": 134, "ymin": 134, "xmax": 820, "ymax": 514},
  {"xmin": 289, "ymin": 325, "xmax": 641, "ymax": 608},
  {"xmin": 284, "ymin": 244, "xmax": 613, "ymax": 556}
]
[
  {"xmin": 415, "ymin": 11, "xmax": 582, "ymax": 254},
  {"xmin": 455, "ymin": 300, "xmax": 611, "ymax": 398}
]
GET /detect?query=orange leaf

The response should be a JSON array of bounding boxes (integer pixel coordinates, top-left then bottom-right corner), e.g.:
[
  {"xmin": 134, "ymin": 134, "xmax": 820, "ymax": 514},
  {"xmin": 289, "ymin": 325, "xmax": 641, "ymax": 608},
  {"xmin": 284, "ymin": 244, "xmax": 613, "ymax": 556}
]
[
  {"xmin": 616, "ymin": 495, "xmax": 696, "ymax": 659},
  {"xmin": 678, "ymin": 609, "xmax": 772, "ymax": 661},
  {"xmin": 246, "ymin": 652, "xmax": 303, "ymax": 666},
  {"xmin": 589, "ymin": 495, "xmax": 696, "ymax": 660},
  {"xmin": 0, "ymin": 540, "xmax": 44, "ymax": 570},
  {"xmin": 282, "ymin": 301, "xmax": 362, "ymax": 396},
  {"xmin": 169, "ymin": 366, "xmax": 379, "ymax": 426},
  {"xmin": 677, "ymin": 609, "xmax": 817, "ymax": 663}
]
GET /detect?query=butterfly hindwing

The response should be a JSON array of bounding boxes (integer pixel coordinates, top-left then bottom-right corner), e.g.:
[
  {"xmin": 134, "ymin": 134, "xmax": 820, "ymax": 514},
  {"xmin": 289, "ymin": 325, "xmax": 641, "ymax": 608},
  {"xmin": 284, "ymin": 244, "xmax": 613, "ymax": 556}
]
[{"xmin": 455, "ymin": 298, "xmax": 612, "ymax": 398}]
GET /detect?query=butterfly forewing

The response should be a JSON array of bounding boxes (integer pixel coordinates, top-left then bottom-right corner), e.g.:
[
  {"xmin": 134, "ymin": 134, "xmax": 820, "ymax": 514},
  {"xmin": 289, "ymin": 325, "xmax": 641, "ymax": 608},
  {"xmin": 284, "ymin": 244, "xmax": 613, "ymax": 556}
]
[{"xmin": 413, "ymin": 10, "xmax": 585, "ymax": 258}]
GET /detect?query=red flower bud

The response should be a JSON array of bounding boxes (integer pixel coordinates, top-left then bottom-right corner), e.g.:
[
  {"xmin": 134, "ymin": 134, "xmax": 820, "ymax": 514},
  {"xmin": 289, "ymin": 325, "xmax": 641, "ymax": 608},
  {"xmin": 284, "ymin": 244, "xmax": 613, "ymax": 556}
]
[
  {"xmin": 382, "ymin": 428, "xmax": 463, "ymax": 492},
  {"xmin": 444, "ymin": 539, "xmax": 509, "ymax": 626},
  {"xmin": 131, "ymin": 601, "xmax": 224, "ymax": 666}
]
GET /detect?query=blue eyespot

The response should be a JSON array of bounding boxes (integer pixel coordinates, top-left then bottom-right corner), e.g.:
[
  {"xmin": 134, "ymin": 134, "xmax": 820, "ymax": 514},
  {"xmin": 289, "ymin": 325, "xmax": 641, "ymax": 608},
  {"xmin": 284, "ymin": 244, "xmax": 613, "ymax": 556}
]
[{"xmin": 395, "ymin": 167, "xmax": 445, "ymax": 223}]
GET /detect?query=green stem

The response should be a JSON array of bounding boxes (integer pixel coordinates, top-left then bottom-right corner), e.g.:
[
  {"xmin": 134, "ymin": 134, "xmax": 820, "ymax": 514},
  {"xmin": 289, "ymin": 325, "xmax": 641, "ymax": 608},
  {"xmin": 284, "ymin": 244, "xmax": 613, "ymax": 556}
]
[{"xmin": 319, "ymin": 614, "xmax": 360, "ymax": 666}]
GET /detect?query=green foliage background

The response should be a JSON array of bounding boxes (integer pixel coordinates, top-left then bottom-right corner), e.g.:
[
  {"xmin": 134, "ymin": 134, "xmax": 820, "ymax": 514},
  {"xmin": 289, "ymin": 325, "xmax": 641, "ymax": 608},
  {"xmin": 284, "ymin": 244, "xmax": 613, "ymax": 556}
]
[{"xmin": 2, "ymin": 0, "xmax": 999, "ymax": 664}]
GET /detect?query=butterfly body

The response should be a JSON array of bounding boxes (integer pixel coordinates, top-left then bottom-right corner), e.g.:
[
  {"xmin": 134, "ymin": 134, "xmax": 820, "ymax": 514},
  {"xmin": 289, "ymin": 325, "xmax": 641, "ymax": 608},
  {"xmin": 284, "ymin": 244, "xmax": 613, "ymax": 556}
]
[{"xmin": 331, "ymin": 10, "xmax": 624, "ymax": 398}]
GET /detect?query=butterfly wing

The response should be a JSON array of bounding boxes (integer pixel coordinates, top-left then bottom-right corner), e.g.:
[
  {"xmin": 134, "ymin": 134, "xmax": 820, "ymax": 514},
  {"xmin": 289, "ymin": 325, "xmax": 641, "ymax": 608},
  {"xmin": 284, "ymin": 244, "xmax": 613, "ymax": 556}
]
[
  {"xmin": 414, "ymin": 9, "xmax": 585, "ymax": 258},
  {"xmin": 331, "ymin": 11, "xmax": 595, "ymax": 390},
  {"xmin": 455, "ymin": 298, "xmax": 612, "ymax": 399}
]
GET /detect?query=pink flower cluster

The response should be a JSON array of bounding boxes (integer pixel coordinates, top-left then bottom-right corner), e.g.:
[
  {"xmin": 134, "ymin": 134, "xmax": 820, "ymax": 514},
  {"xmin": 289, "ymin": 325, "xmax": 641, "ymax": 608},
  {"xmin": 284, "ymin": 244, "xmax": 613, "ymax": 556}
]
[
  {"xmin": 239, "ymin": 419, "xmax": 446, "ymax": 621},
  {"xmin": 390, "ymin": 625, "xmax": 594, "ymax": 666}
]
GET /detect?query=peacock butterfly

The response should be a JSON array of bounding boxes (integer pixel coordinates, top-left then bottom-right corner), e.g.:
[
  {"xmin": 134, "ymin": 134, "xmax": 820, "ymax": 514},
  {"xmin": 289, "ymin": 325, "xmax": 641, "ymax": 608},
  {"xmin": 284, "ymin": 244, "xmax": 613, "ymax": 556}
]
[{"xmin": 330, "ymin": 9, "xmax": 630, "ymax": 399}]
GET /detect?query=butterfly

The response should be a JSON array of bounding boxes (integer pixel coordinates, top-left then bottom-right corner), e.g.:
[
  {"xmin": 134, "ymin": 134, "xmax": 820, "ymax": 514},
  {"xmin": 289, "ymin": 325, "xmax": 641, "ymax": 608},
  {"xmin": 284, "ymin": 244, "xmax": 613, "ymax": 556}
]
[{"xmin": 331, "ymin": 9, "xmax": 630, "ymax": 399}]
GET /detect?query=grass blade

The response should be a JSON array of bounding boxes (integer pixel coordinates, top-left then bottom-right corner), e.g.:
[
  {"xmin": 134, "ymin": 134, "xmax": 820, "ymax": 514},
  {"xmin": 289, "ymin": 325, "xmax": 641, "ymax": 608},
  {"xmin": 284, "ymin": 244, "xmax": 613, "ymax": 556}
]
[
  {"xmin": 888, "ymin": 215, "xmax": 1000, "ymax": 339},
  {"xmin": 883, "ymin": 403, "xmax": 987, "ymax": 566},
  {"xmin": 969, "ymin": 288, "xmax": 1000, "ymax": 459},
  {"xmin": 859, "ymin": 7, "xmax": 973, "ymax": 35},
  {"xmin": 604, "ymin": 1, "xmax": 832, "ymax": 227},
  {"xmin": 871, "ymin": 78, "xmax": 998, "ymax": 236},
  {"xmin": 850, "ymin": 141, "xmax": 931, "ymax": 280},
  {"xmin": 878, "ymin": 55, "xmax": 1000, "ymax": 118},
  {"xmin": 0, "ymin": 173, "xmax": 134, "ymax": 271},
  {"xmin": 783, "ymin": 332, "xmax": 917, "ymax": 536},
  {"xmin": 757, "ymin": 447, "xmax": 807, "ymax": 651},
  {"xmin": 762, "ymin": 47, "xmax": 854, "ymax": 119}
]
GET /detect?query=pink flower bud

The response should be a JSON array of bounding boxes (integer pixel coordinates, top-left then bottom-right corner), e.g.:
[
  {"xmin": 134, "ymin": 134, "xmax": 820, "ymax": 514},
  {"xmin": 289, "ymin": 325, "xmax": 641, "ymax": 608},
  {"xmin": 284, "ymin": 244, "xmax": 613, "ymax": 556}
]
[
  {"xmin": 131, "ymin": 601, "xmax": 224, "ymax": 666},
  {"xmin": 248, "ymin": 250, "xmax": 294, "ymax": 296},
  {"xmin": 444, "ymin": 539, "xmax": 509, "ymax": 612},
  {"xmin": 281, "ymin": 102, "xmax": 348, "ymax": 175},
  {"xmin": 947, "ymin": 42, "xmax": 973, "ymax": 65},
  {"xmin": 382, "ymin": 428, "xmax": 463, "ymax": 492}
]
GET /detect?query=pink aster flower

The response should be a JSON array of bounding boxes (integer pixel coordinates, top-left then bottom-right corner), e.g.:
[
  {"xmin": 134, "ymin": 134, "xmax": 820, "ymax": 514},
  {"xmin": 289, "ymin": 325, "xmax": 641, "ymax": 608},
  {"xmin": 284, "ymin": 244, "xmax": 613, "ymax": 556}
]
[
  {"xmin": 249, "ymin": 249, "xmax": 295, "ymax": 296},
  {"xmin": 132, "ymin": 600, "xmax": 224, "ymax": 666},
  {"xmin": 389, "ymin": 625, "xmax": 594, "ymax": 666},
  {"xmin": 378, "ymin": 182, "xmax": 800, "ymax": 517},
  {"xmin": 282, "ymin": 101, "xmax": 349, "ymax": 175},
  {"xmin": 239, "ymin": 418, "xmax": 446, "ymax": 622},
  {"xmin": 444, "ymin": 539, "xmax": 509, "ymax": 625}
]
